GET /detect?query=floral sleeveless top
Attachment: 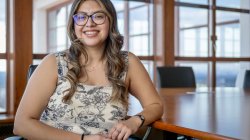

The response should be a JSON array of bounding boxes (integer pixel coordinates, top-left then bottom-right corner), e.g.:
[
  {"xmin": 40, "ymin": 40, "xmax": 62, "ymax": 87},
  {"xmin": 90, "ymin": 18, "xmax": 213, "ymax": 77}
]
[{"xmin": 40, "ymin": 51, "xmax": 128, "ymax": 135}]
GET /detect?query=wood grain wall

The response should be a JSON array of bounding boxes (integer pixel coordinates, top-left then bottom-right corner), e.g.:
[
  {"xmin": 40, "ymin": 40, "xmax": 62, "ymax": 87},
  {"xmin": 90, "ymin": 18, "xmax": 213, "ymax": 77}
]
[{"xmin": 7, "ymin": 0, "xmax": 33, "ymax": 114}]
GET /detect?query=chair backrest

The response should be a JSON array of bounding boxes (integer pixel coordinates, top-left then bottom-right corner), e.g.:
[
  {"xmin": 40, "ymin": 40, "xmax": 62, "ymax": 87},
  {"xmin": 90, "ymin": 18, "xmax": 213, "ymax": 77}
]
[
  {"xmin": 157, "ymin": 66, "xmax": 196, "ymax": 88},
  {"xmin": 243, "ymin": 70, "xmax": 250, "ymax": 89},
  {"xmin": 27, "ymin": 65, "xmax": 38, "ymax": 80}
]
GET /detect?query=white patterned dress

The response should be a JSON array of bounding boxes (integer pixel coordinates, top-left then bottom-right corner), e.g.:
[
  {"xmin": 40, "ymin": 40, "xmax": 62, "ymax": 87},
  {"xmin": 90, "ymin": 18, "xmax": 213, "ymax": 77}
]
[{"xmin": 40, "ymin": 51, "xmax": 128, "ymax": 135}]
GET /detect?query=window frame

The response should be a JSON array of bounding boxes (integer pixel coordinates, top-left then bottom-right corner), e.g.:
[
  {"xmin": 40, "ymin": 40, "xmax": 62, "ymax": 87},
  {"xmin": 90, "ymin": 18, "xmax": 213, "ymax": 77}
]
[
  {"xmin": 175, "ymin": 0, "xmax": 250, "ymax": 87},
  {"xmin": 0, "ymin": 0, "xmax": 33, "ymax": 118},
  {"xmin": 115, "ymin": 1, "xmax": 156, "ymax": 80},
  {"xmin": 46, "ymin": 2, "xmax": 71, "ymax": 53},
  {"xmin": 0, "ymin": 0, "xmax": 8, "ymax": 114}
]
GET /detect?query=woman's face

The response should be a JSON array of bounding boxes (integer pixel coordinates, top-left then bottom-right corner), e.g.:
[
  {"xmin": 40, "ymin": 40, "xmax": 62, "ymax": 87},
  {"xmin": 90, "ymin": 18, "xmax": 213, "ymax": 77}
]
[{"xmin": 74, "ymin": 0, "xmax": 110, "ymax": 48}]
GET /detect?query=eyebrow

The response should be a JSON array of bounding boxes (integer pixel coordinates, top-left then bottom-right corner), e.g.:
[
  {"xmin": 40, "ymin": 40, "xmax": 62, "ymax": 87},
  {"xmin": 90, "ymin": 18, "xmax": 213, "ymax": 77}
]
[{"xmin": 76, "ymin": 10, "xmax": 105, "ymax": 15}]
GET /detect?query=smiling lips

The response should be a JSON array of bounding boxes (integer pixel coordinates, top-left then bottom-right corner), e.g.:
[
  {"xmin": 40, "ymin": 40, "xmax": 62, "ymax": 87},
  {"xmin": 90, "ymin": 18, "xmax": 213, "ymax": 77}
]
[{"xmin": 84, "ymin": 30, "xmax": 99, "ymax": 37}]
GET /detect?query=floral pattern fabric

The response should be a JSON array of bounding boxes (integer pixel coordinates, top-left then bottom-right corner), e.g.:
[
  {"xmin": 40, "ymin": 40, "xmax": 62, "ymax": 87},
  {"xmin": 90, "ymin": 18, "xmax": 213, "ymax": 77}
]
[{"xmin": 40, "ymin": 51, "xmax": 129, "ymax": 135}]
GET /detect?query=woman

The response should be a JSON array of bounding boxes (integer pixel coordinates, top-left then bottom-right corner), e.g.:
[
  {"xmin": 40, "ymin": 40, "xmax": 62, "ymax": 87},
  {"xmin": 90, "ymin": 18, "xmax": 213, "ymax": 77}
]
[{"xmin": 14, "ymin": 0, "xmax": 163, "ymax": 140}]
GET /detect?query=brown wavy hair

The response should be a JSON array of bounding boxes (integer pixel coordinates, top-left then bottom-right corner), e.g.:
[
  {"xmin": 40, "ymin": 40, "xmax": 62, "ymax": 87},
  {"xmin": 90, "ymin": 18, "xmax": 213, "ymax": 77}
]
[{"xmin": 64, "ymin": 0, "xmax": 128, "ymax": 108}]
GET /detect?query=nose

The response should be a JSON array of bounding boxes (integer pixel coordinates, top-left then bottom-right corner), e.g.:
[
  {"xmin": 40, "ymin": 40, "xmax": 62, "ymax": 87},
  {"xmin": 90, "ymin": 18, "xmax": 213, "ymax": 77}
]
[{"xmin": 85, "ymin": 17, "xmax": 95, "ymax": 27}]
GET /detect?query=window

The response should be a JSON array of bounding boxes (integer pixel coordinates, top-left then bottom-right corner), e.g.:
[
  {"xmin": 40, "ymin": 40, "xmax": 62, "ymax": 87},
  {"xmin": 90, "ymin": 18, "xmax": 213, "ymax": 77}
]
[
  {"xmin": 33, "ymin": 2, "xmax": 72, "ymax": 54},
  {"xmin": 47, "ymin": 4, "xmax": 72, "ymax": 53},
  {"xmin": 0, "ymin": 0, "xmax": 7, "ymax": 113},
  {"xmin": 112, "ymin": 0, "xmax": 155, "ymax": 79},
  {"xmin": 175, "ymin": 0, "xmax": 250, "ymax": 87}
]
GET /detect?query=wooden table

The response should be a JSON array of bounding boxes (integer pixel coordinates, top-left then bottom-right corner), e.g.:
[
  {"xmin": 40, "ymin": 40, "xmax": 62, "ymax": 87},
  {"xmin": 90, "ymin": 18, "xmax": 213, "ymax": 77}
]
[{"xmin": 153, "ymin": 87, "xmax": 250, "ymax": 140}]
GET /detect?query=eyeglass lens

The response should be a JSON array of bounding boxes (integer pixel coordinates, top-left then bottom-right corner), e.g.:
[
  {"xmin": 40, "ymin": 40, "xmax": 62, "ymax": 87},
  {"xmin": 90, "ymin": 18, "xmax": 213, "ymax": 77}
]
[{"xmin": 73, "ymin": 12, "xmax": 106, "ymax": 26}]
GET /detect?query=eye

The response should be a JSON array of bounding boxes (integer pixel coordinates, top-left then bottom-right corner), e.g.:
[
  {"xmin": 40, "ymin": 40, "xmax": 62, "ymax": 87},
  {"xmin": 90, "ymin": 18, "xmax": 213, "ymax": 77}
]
[
  {"xmin": 93, "ymin": 13, "xmax": 105, "ymax": 19},
  {"xmin": 77, "ymin": 14, "xmax": 86, "ymax": 20},
  {"xmin": 74, "ymin": 13, "xmax": 87, "ymax": 21}
]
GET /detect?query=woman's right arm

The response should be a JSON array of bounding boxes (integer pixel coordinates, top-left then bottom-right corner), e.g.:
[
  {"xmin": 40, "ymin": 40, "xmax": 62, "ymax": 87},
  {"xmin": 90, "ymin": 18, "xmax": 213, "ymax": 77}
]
[{"xmin": 13, "ymin": 54, "xmax": 82, "ymax": 140}]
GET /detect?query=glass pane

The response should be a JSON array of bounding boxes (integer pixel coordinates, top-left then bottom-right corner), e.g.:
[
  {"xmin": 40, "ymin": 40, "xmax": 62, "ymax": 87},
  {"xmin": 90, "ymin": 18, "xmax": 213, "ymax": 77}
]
[
  {"xmin": 216, "ymin": 11, "xmax": 250, "ymax": 57},
  {"xmin": 129, "ymin": 35, "xmax": 151, "ymax": 56},
  {"xmin": 56, "ymin": 7, "xmax": 66, "ymax": 27},
  {"xmin": 33, "ymin": 59, "xmax": 42, "ymax": 65},
  {"xmin": 67, "ymin": 3, "xmax": 72, "ymax": 20},
  {"xmin": 129, "ymin": 1, "xmax": 145, "ymax": 8},
  {"xmin": 217, "ymin": 62, "xmax": 250, "ymax": 87},
  {"xmin": 217, "ymin": 0, "xmax": 250, "ymax": 10},
  {"xmin": 177, "ymin": 7, "xmax": 210, "ymax": 57},
  {"xmin": 142, "ymin": 60, "xmax": 154, "ymax": 80},
  {"xmin": 129, "ymin": 6, "xmax": 148, "ymax": 35},
  {"xmin": 176, "ymin": 61, "xmax": 211, "ymax": 87},
  {"xmin": 35, "ymin": 4, "xmax": 69, "ymax": 54},
  {"xmin": 117, "ymin": 12, "xmax": 124, "ymax": 35},
  {"xmin": 56, "ymin": 27, "xmax": 66, "ymax": 46},
  {"xmin": 0, "ymin": 0, "xmax": 6, "ymax": 53},
  {"xmin": 56, "ymin": 45, "xmax": 67, "ymax": 52},
  {"xmin": 176, "ymin": 0, "xmax": 208, "ymax": 5},
  {"xmin": 234, "ymin": 62, "xmax": 250, "ymax": 87},
  {"xmin": 179, "ymin": 27, "xmax": 209, "ymax": 57},
  {"xmin": 0, "ymin": 60, "xmax": 6, "ymax": 112},
  {"xmin": 217, "ymin": 11, "xmax": 240, "ymax": 23},
  {"xmin": 48, "ymin": 11, "xmax": 57, "ymax": 28},
  {"xmin": 111, "ymin": 0, "xmax": 125, "ymax": 11},
  {"xmin": 49, "ymin": 30, "xmax": 57, "ymax": 47},
  {"xmin": 179, "ymin": 7, "xmax": 208, "ymax": 29}
]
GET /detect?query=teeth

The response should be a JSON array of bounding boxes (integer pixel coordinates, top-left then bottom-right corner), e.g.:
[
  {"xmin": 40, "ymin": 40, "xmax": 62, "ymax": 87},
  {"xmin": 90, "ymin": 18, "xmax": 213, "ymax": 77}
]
[{"xmin": 85, "ymin": 31, "xmax": 98, "ymax": 35}]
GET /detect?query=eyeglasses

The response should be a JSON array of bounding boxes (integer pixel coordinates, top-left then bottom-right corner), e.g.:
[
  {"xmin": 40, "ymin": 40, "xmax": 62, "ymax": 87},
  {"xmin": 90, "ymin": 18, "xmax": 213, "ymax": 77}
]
[{"xmin": 73, "ymin": 12, "xmax": 107, "ymax": 26}]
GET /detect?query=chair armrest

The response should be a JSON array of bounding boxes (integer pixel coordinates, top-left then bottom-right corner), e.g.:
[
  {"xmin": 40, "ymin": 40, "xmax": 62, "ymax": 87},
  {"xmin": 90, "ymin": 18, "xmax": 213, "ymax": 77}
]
[{"xmin": 4, "ymin": 136, "xmax": 25, "ymax": 140}]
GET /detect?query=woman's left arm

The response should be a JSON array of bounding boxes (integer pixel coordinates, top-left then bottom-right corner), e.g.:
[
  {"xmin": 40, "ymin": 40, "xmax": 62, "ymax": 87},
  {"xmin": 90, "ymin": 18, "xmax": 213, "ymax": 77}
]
[
  {"xmin": 126, "ymin": 52, "xmax": 163, "ymax": 126},
  {"xmin": 108, "ymin": 52, "xmax": 163, "ymax": 140}
]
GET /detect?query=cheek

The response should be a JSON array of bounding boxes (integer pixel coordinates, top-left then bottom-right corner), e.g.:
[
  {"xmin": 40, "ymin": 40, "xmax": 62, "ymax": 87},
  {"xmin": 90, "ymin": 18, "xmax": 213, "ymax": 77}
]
[
  {"xmin": 74, "ymin": 25, "xmax": 82, "ymax": 37},
  {"xmin": 103, "ymin": 23, "xmax": 110, "ymax": 37}
]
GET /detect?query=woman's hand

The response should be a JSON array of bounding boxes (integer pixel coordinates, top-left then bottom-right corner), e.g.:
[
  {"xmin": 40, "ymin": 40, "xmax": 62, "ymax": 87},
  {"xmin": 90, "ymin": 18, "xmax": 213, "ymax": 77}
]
[{"xmin": 108, "ymin": 117, "xmax": 141, "ymax": 140}]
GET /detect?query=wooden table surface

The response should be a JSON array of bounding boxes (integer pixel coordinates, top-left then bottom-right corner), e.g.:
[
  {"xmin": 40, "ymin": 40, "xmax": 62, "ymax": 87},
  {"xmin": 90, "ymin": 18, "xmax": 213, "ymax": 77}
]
[{"xmin": 153, "ymin": 87, "xmax": 250, "ymax": 140}]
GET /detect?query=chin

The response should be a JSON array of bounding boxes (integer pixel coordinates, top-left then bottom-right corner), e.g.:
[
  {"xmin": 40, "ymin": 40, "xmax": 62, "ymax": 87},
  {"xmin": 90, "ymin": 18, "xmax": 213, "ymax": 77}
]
[
  {"xmin": 84, "ymin": 42, "xmax": 104, "ymax": 48},
  {"xmin": 80, "ymin": 39, "xmax": 105, "ymax": 48}
]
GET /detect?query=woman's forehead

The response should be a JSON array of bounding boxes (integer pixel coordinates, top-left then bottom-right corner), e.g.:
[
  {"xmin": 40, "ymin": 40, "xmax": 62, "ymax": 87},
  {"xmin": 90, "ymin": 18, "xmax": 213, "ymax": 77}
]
[{"xmin": 77, "ymin": 0, "xmax": 103, "ymax": 14}]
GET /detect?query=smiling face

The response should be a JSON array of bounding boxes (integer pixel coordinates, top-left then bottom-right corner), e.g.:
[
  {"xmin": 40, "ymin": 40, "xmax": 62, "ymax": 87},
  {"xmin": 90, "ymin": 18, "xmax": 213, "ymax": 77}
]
[{"xmin": 74, "ymin": 0, "xmax": 110, "ymax": 48}]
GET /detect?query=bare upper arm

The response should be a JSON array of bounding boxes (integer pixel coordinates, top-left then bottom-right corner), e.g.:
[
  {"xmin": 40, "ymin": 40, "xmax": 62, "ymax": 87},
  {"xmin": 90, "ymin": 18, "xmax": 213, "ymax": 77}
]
[
  {"xmin": 15, "ymin": 54, "xmax": 58, "ymax": 120},
  {"xmin": 127, "ymin": 52, "xmax": 161, "ymax": 108}
]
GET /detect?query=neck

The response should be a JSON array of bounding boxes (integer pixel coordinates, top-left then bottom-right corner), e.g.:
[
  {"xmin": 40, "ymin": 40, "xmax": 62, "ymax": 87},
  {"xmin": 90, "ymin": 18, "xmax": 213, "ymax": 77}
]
[
  {"xmin": 80, "ymin": 48, "xmax": 106, "ymax": 72},
  {"xmin": 80, "ymin": 45, "xmax": 106, "ymax": 65}
]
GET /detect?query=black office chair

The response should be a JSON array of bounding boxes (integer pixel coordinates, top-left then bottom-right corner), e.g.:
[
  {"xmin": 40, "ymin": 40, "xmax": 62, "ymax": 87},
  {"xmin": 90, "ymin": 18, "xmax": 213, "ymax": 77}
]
[
  {"xmin": 243, "ymin": 70, "xmax": 250, "ymax": 89},
  {"xmin": 157, "ymin": 66, "xmax": 196, "ymax": 88},
  {"xmin": 26, "ymin": 65, "xmax": 38, "ymax": 81}
]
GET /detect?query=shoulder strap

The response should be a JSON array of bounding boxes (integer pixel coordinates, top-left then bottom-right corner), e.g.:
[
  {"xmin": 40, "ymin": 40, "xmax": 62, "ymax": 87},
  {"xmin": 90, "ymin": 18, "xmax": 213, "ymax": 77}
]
[
  {"xmin": 54, "ymin": 51, "xmax": 69, "ymax": 77},
  {"xmin": 119, "ymin": 51, "xmax": 129, "ymax": 82}
]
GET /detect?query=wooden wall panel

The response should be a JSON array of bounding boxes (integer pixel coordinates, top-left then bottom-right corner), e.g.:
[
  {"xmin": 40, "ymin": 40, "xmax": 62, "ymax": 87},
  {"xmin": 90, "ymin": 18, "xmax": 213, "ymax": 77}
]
[
  {"xmin": 8, "ymin": 0, "xmax": 33, "ymax": 114},
  {"xmin": 164, "ymin": 0, "xmax": 175, "ymax": 66}
]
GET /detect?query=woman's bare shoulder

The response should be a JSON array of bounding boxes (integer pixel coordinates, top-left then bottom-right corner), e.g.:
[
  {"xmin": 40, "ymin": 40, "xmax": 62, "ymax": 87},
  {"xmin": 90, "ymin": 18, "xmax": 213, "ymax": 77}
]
[
  {"xmin": 40, "ymin": 53, "xmax": 57, "ymax": 68},
  {"xmin": 32, "ymin": 53, "xmax": 58, "ymax": 79},
  {"xmin": 127, "ymin": 51, "xmax": 140, "ymax": 64}
]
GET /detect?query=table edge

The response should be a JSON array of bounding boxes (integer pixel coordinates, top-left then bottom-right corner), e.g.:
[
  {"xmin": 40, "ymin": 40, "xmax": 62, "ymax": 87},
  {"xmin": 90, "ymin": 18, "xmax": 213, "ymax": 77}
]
[{"xmin": 152, "ymin": 120, "xmax": 239, "ymax": 140}]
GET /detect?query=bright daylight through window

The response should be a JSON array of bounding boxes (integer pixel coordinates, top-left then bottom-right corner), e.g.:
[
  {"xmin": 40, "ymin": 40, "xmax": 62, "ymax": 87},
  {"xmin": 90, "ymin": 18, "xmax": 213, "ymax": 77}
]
[{"xmin": 0, "ymin": 0, "xmax": 6, "ymax": 113}]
